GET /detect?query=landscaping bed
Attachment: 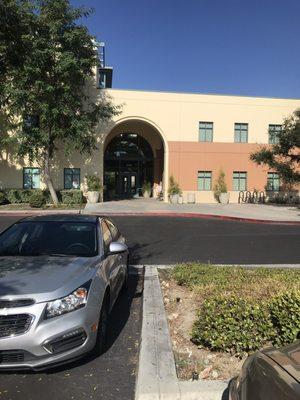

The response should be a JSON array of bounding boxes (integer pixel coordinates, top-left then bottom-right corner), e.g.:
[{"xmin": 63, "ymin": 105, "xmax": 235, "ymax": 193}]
[{"xmin": 159, "ymin": 264, "xmax": 300, "ymax": 381}]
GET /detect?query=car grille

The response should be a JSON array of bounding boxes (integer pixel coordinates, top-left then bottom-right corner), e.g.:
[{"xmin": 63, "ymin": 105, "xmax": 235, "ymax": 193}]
[
  {"xmin": 0, "ymin": 299, "xmax": 35, "ymax": 309},
  {"xmin": 0, "ymin": 350, "xmax": 25, "ymax": 363},
  {"xmin": 0, "ymin": 314, "xmax": 33, "ymax": 338}
]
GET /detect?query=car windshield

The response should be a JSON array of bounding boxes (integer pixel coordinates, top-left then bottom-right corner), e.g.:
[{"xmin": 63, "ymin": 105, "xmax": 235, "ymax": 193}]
[{"xmin": 0, "ymin": 221, "xmax": 98, "ymax": 257}]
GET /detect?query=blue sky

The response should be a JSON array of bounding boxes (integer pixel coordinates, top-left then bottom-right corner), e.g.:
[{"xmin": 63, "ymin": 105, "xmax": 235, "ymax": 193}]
[{"xmin": 72, "ymin": 0, "xmax": 300, "ymax": 98}]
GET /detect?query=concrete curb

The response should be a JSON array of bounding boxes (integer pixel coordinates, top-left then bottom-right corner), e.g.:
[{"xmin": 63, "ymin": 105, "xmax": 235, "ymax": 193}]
[
  {"xmin": 85, "ymin": 211, "xmax": 300, "ymax": 225},
  {"xmin": 135, "ymin": 266, "xmax": 228, "ymax": 400},
  {"xmin": 1, "ymin": 209, "xmax": 300, "ymax": 224}
]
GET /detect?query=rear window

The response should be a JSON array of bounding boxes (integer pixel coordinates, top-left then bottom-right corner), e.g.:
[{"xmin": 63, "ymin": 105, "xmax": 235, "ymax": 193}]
[{"xmin": 0, "ymin": 221, "xmax": 97, "ymax": 257}]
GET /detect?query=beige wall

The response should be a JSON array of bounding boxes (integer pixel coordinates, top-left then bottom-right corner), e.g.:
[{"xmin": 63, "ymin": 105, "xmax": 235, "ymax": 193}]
[
  {"xmin": 106, "ymin": 89, "xmax": 300, "ymax": 144},
  {"xmin": 1, "ymin": 87, "xmax": 299, "ymax": 203}
]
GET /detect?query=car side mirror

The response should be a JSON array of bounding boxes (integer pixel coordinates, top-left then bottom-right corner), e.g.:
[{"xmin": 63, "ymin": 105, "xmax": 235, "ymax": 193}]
[{"xmin": 108, "ymin": 242, "xmax": 128, "ymax": 255}]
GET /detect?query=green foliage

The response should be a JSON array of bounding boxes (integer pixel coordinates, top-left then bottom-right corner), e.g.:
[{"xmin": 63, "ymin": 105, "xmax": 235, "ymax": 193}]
[
  {"xmin": 192, "ymin": 297, "xmax": 274, "ymax": 355},
  {"xmin": 1, "ymin": 0, "xmax": 120, "ymax": 204},
  {"xmin": 86, "ymin": 175, "xmax": 102, "ymax": 191},
  {"xmin": 172, "ymin": 264, "xmax": 300, "ymax": 356},
  {"xmin": 142, "ymin": 181, "xmax": 152, "ymax": 194},
  {"xmin": 213, "ymin": 169, "xmax": 227, "ymax": 200},
  {"xmin": 250, "ymin": 110, "xmax": 300, "ymax": 184},
  {"xmin": 60, "ymin": 189, "xmax": 83, "ymax": 205},
  {"xmin": 0, "ymin": 192, "xmax": 6, "ymax": 205},
  {"xmin": 168, "ymin": 175, "xmax": 182, "ymax": 196},
  {"xmin": 270, "ymin": 291, "xmax": 300, "ymax": 346},
  {"xmin": 6, "ymin": 189, "xmax": 23, "ymax": 203},
  {"xmin": 29, "ymin": 191, "xmax": 46, "ymax": 208}
]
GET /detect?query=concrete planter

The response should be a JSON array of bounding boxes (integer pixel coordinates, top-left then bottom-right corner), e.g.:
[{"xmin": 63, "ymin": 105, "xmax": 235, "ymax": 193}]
[
  {"xmin": 87, "ymin": 191, "xmax": 100, "ymax": 203},
  {"xmin": 169, "ymin": 194, "xmax": 179, "ymax": 204},
  {"xmin": 219, "ymin": 192, "xmax": 230, "ymax": 204},
  {"xmin": 143, "ymin": 191, "xmax": 151, "ymax": 199}
]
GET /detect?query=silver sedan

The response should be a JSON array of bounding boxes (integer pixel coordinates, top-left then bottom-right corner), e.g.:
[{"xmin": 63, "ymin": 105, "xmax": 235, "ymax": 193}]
[{"xmin": 0, "ymin": 214, "xmax": 129, "ymax": 370}]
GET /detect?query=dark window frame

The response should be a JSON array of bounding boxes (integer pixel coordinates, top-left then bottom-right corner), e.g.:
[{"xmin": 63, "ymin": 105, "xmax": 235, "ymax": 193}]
[
  {"xmin": 23, "ymin": 167, "xmax": 41, "ymax": 189},
  {"xmin": 199, "ymin": 121, "xmax": 213, "ymax": 142},
  {"xmin": 197, "ymin": 171, "xmax": 212, "ymax": 191},
  {"xmin": 64, "ymin": 168, "xmax": 81, "ymax": 190},
  {"xmin": 234, "ymin": 123, "xmax": 248, "ymax": 143},
  {"xmin": 232, "ymin": 171, "xmax": 247, "ymax": 191}
]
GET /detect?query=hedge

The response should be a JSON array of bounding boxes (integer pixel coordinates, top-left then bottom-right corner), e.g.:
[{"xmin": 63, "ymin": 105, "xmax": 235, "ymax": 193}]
[
  {"xmin": 2, "ymin": 189, "xmax": 83, "ymax": 206},
  {"xmin": 0, "ymin": 192, "xmax": 6, "ymax": 205},
  {"xmin": 191, "ymin": 291, "xmax": 300, "ymax": 356},
  {"xmin": 29, "ymin": 191, "xmax": 47, "ymax": 208},
  {"xmin": 60, "ymin": 190, "xmax": 83, "ymax": 205},
  {"xmin": 171, "ymin": 264, "xmax": 300, "ymax": 356}
]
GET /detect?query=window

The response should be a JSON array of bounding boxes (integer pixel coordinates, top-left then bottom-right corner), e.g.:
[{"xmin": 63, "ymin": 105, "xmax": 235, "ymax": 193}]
[
  {"xmin": 198, "ymin": 171, "xmax": 212, "ymax": 191},
  {"xmin": 234, "ymin": 123, "xmax": 248, "ymax": 143},
  {"xmin": 267, "ymin": 172, "xmax": 280, "ymax": 191},
  {"xmin": 99, "ymin": 72, "xmax": 106, "ymax": 89},
  {"xmin": 101, "ymin": 220, "xmax": 112, "ymax": 254},
  {"xmin": 23, "ymin": 168, "xmax": 40, "ymax": 189},
  {"xmin": 269, "ymin": 124, "xmax": 282, "ymax": 144},
  {"xmin": 199, "ymin": 122, "xmax": 213, "ymax": 142},
  {"xmin": 233, "ymin": 171, "xmax": 247, "ymax": 191},
  {"xmin": 64, "ymin": 168, "xmax": 80, "ymax": 189}
]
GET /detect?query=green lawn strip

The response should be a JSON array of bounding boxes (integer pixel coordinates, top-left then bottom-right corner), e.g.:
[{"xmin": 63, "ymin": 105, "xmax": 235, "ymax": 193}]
[{"xmin": 171, "ymin": 264, "xmax": 300, "ymax": 357}]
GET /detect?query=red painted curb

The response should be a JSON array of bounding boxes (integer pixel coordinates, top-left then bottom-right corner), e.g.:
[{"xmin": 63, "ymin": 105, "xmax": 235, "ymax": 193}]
[
  {"xmin": 0, "ymin": 211, "xmax": 300, "ymax": 225},
  {"xmin": 100, "ymin": 212, "xmax": 300, "ymax": 225}
]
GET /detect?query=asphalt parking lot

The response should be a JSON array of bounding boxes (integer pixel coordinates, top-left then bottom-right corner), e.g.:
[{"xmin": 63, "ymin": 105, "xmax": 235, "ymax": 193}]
[
  {"xmin": 0, "ymin": 214, "xmax": 299, "ymax": 399},
  {"xmin": 1, "ymin": 215, "xmax": 300, "ymax": 264},
  {"xmin": 0, "ymin": 261, "xmax": 143, "ymax": 400}
]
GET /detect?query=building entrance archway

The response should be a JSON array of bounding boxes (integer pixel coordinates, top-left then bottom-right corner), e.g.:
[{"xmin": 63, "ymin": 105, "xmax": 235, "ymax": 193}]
[{"xmin": 103, "ymin": 119, "xmax": 166, "ymax": 201}]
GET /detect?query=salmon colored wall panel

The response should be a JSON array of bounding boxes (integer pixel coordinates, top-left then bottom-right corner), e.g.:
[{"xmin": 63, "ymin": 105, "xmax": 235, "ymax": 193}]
[{"xmin": 168, "ymin": 141, "xmax": 270, "ymax": 191}]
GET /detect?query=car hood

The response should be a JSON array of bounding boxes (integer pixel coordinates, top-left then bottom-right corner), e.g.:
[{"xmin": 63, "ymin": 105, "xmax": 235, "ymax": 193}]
[
  {"xmin": 0, "ymin": 256, "xmax": 99, "ymax": 303},
  {"xmin": 263, "ymin": 340, "xmax": 300, "ymax": 383}
]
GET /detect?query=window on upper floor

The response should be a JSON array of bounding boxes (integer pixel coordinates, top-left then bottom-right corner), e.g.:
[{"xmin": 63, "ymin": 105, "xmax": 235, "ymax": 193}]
[
  {"xmin": 234, "ymin": 123, "xmax": 248, "ymax": 143},
  {"xmin": 64, "ymin": 168, "xmax": 80, "ymax": 189},
  {"xmin": 199, "ymin": 122, "xmax": 213, "ymax": 142},
  {"xmin": 268, "ymin": 124, "xmax": 282, "ymax": 144},
  {"xmin": 99, "ymin": 72, "xmax": 106, "ymax": 89},
  {"xmin": 23, "ymin": 168, "xmax": 40, "ymax": 189},
  {"xmin": 198, "ymin": 171, "xmax": 212, "ymax": 190},
  {"xmin": 233, "ymin": 171, "xmax": 247, "ymax": 191},
  {"xmin": 267, "ymin": 172, "xmax": 280, "ymax": 191}
]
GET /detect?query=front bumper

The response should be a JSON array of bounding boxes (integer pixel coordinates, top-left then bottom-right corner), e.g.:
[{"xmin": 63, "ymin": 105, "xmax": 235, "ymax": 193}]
[{"xmin": 0, "ymin": 302, "xmax": 98, "ymax": 370}]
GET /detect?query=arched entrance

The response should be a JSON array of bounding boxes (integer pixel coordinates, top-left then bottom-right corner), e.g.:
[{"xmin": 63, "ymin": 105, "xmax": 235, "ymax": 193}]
[{"xmin": 103, "ymin": 118, "xmax": 167, "ymax": 201}]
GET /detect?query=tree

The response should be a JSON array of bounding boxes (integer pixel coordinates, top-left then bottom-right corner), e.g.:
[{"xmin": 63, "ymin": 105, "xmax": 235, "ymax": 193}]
[
  {"xmin": 250, "ymin": 110, "xmax": 300, "ymax": 185},
  {"xmin": 1, "ymin": 0, "xmax": 119, "ymax": 204}
]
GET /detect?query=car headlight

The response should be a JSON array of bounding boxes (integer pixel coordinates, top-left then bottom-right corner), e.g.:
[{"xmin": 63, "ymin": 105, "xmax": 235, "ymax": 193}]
[{"xmin": 45, "ymin": 285, "xmax": 89, "ymax": 319}]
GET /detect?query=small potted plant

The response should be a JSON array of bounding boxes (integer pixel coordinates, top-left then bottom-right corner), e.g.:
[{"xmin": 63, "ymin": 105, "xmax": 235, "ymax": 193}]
[
  {"xmin": 168, "ymin": 176, "xmax": 182, "ymax": 204},
  {"xmin": 86, "ymin": 175, "xmax": 102, "ymax": 203},
  {"xmin": 142, "ymin": 181, "xmax": 152, "ymax": 198},
  {"xmin": 214, "ymin": 170, "xmax": 229, "ymax": 204}
]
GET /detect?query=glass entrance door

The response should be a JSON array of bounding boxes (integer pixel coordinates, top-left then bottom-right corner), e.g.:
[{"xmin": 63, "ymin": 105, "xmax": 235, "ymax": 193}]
[{"xmin": 120, "ymin": 173, "xmax": 137, "ymax": 197}]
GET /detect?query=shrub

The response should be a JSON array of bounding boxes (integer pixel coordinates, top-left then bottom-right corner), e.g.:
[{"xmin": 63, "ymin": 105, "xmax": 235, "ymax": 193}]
[
  {"xmin": 61, "ymin": 190, "xmax": 83, "ymax": 205},
  {"xmin": 142, "ymin": 181, "xmax": 151, "ymax": 195},
  {"xmin": 270, "ymin": 291, "xmax": 300, "ymax": 346},
  {"xmin": 6, "ymin": 189, "xmax": 23, "ymax": 203},
  {"xmin": 213, "ymin": 169, "xmax": 227, "ymax": 201},
  {"xmin": 86, "ymin": 175, "xmax": 102, "ymax": 191},
  {"xmin": 168, "ymin": 176, "xmax": 182, "ymax": 196},
  {"xmin": 29, "ymin": 191, "xmax": 46, "ymax": 208},
  {"xmin": 0, "ymin": 192, "xmax": 6, "ymax": 205},
  {"xmin": 192, "ymin": 296, "xmax": 275, "ymax": 356}
]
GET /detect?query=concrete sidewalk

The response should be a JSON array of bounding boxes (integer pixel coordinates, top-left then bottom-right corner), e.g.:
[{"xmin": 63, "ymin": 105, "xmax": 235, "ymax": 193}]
[{"xmin": 84, "ymin": 198, "xmax": 300, "ymax": 222}]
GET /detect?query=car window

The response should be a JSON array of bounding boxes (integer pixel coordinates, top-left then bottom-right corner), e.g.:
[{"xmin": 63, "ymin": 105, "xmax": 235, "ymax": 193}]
[
  {"xmin": 0, "ymin": 221, "xmax": 97, "ymax": 257},
  {"xmin": 105, "ymin": 220, "xmax": 120, "ymax": 241},
  {"xmin": 101, "ymin": 220, "xmax": 112, "ymax": 254}
]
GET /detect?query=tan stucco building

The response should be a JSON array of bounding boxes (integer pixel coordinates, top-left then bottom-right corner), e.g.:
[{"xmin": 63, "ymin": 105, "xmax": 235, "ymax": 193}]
[{"xmin": 1, "ymin": 84, "xmax": 299, "ymax": 203}]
